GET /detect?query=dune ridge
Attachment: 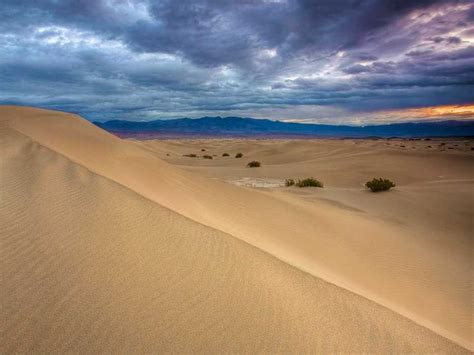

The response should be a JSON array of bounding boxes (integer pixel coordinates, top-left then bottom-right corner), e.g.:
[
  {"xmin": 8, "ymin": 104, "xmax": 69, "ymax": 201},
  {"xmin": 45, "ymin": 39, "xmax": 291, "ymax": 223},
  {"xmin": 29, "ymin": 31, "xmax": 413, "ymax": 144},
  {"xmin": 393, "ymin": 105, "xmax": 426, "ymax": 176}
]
[
  {"xmin": 2, "ymin": 123, "xmax": 469, "ymax": 352},
  {"xmin": 1, "ymin": 106, "xmax": 472, "ymax": 351}
]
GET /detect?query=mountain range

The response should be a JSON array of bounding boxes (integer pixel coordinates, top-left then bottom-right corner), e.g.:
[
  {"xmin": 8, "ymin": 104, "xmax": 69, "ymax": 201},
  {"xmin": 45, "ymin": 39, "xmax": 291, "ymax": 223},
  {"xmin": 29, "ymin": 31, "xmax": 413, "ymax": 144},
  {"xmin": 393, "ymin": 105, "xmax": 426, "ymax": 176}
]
[{"xmin": 94, "ymin": 116, "xmax": 474, "ymax": 138}]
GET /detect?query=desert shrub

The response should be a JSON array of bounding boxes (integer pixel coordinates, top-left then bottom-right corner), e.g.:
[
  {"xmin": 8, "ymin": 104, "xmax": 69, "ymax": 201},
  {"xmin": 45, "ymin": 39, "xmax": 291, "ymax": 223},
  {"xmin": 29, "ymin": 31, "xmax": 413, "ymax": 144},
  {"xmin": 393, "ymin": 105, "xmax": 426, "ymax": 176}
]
[
  {"xmin": 285, "ymin": 178, "xmax": 295, "ymax": 187},
  {"xmin": 183, "ymin": 154, "xmax": 197, "ymax": 158},
  {"xmin": 296, "ymin": 178, "xmax": 323, "ymax": 188},
  {"xmin": 222, "ymin": 153, "xmax": 230, "ymax": 157},
  {"xmin": 201, "ymin": 148, "xmax": 206, "ymax": 151},
  {"xmin": 203, "ymin": 155, "xmax": 213, "ymax": 159},
  {"xmin": 247, "ymin": 161, "xmax": 261, "ymax": 168},
  {"xmin": 365, "ymin": 178, "xmax": 395, "ymax": 192},
  {"xmin": 235, "ymin": 152, "xmax": 243, "ymax": 158}
]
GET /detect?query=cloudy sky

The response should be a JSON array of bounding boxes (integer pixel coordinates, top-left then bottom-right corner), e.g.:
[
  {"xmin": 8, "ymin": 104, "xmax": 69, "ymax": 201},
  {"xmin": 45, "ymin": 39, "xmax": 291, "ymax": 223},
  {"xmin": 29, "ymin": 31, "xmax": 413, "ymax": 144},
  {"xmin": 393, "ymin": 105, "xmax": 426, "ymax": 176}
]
[{"xmin": 1, "ymin": 0, "xmax": 473, "ymax": 124}]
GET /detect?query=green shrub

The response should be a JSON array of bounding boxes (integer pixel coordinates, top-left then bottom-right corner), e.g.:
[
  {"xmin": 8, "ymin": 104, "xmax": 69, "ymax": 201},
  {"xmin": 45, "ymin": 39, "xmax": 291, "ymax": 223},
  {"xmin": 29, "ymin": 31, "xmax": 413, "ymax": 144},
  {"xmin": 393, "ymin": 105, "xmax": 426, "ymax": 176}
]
[
  {"xmin": 365, "ymin": 178, "xmax": 395, "ymax": 192},
  {"xmin": 295, "ymin": 178, "xmax": 323, "ymax": 188},
  {"xmin": 247, "ymin": 161, "xmax": 261, "ymax": 168},
  {"xmin": 285, "ymin": 178, "xmax": 295, "ymax": 187},
  {"xmin": 203, "ymin": 155, "xmax": 213, "ymax": 159},
  {"xmin": 183, "ymin": 154, "xmax": 197, "ymax": 158},
  {"xmin": 235, "ymin": 152, "xmax": 243, "ymax": 158},
  {"xmin": 222, "ymin": 153, "xmax": 230, "ymax": 157}
]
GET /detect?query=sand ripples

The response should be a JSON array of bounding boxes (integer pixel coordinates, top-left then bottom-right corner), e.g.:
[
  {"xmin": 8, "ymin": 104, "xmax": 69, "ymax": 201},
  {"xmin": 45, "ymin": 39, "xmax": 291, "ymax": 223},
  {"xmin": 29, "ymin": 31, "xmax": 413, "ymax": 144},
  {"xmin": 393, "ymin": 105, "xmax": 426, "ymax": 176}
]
[{"xmin": 0, "ymin": 108, "xmax": 470, "ymax": 352}]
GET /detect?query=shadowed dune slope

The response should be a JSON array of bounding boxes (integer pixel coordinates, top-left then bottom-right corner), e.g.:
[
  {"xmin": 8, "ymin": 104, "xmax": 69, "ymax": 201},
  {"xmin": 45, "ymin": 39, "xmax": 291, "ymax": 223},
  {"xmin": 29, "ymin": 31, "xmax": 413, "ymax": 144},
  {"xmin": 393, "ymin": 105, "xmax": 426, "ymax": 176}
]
[{"xmin": 0, "ymin": 106, "xmax": 472, "ymax": 350}]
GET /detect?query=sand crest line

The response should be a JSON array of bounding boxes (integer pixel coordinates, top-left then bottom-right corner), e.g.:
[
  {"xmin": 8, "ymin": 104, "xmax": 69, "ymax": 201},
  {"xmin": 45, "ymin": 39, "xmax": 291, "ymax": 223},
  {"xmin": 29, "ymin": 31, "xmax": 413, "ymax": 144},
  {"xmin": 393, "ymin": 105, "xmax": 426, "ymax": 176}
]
[
  {"xmin": 1, "ymin": 106, "xmax": 472, "ymax": 351},
  {"xmin": 2, "ymin": 124, "xmax": 470, "ymax": 352}
]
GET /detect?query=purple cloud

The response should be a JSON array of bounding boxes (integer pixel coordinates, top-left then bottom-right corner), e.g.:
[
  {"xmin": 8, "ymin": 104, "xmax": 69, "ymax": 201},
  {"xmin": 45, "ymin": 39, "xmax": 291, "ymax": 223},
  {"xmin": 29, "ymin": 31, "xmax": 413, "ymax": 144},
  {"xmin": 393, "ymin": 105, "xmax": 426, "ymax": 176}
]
[{"xmin": 0, "ymin": 0, "xmax": 472, "ymax": 122}]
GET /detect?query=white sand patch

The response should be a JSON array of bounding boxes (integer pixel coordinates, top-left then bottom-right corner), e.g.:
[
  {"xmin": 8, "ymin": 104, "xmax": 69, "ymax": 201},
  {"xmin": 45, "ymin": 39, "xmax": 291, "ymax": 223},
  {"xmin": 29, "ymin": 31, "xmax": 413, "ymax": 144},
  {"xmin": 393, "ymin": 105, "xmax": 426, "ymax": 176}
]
[{"xmin": 226, "ymin": 177, "xmax": 285, "ymax": 188}]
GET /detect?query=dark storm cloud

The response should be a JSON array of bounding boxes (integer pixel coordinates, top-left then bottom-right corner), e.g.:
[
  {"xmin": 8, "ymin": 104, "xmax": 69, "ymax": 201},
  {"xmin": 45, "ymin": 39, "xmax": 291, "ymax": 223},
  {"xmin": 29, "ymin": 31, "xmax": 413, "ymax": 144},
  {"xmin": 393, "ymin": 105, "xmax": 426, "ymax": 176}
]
[{"xmin": 0, "ymin": 0, "xmax": 473, "ymax": 122}]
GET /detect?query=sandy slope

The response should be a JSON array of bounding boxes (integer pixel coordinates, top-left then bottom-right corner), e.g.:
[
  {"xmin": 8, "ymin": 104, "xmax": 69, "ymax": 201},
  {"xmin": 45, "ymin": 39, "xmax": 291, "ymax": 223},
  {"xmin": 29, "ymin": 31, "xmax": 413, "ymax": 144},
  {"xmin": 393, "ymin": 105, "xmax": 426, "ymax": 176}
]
[
  {"xmin": 143, "ymin": 137, "xmax": 474, "ymax": 349},
  {"xmin": 0, "ymin": 106, "xmax": 472, "ymax": 351}
]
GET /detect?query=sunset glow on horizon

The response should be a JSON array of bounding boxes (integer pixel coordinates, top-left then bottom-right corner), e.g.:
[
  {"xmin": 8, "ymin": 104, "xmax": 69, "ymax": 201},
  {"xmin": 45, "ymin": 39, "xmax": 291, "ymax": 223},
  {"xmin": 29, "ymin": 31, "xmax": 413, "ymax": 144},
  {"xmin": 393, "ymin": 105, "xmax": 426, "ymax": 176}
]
[
  {"xmin": 365, "ymin": 104, "xmax": 474, "ymax": 123},
  {"xmin": 413, "ymin": 104, "xmax": 474, "ymax": 118}
]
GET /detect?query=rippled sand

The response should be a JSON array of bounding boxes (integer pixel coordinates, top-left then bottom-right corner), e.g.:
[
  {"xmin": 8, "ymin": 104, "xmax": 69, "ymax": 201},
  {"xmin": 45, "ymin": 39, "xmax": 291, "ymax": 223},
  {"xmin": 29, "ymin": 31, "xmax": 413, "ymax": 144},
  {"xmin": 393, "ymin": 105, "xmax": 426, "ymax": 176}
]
[{"xmin": 1, "ymin": 106, "xmax": 472, "ymax": 352}]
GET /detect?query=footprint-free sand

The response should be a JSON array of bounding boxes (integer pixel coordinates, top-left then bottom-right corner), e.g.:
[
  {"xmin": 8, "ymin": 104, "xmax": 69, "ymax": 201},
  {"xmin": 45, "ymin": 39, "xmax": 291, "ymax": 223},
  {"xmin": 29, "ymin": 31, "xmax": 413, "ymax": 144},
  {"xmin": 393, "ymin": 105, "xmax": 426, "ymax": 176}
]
[{"xmin": 1, "ymin": 106, "xmax": 472, "ymax": 352}]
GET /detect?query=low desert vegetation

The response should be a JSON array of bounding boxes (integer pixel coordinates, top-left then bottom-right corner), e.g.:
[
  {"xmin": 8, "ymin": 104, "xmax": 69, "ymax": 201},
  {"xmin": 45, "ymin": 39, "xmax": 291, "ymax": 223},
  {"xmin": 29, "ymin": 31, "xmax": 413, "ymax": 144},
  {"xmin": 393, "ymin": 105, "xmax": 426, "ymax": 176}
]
[
  {"xmin": 222, "ymin": 153, "xmax": 230, "ymax": 157},
  {"xmin": 201, "ymin": 148, "xmax": 206, "ymax": 151},
  {"xmin": 366, "ymin": 178, "xmax": 396, "ymax": 192},
  {"xmin": 203, "ymin": 155, "xmax": 213, "ymax": 159},
  {"xmin": 247, "ymin": 161, "xmax": 261, "ymax": 168},
  {"xmin": 183, "ymin": 154, "xmax": 197, "ymax": 158},
  {"xmin": 285, "ymin": 178, "xmax": 323, "ymax": 188},
  {"xmin": 235, "ymin": 152, "xmax": 243, "ymax": 158},
  {"xmin": 285, "ymin": 178, "xmax": 295, "ymax": 187},
  {"xmin": 295, "ymin": 178, "xmax": 323, "ymax": 188}
]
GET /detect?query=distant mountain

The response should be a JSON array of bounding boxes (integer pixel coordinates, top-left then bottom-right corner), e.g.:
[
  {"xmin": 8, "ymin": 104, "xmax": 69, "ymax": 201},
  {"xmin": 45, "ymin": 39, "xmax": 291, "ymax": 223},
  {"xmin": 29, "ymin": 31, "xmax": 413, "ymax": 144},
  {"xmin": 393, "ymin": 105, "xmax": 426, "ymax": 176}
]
[{"xmin": 94, "ymin": 116, "xmax": 474, "ymax": 138}]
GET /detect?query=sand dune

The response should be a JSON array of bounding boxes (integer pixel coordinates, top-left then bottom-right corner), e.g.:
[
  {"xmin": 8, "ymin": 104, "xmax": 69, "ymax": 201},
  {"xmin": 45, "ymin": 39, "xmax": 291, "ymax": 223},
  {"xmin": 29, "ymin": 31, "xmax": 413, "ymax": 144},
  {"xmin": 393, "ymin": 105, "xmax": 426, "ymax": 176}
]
[
  {"xmin": 142, "ymin": 137, "xmax": 474, "ymax": 350},
  {"xmin": 0, "ymin": 106, "xmax": 472, "ymax": 352}
]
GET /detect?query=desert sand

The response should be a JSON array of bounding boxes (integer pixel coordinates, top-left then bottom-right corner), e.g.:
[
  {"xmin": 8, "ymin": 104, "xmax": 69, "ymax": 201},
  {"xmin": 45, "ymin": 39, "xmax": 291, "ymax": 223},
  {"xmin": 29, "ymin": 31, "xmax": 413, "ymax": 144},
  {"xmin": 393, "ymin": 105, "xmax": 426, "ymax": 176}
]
[{"xmin": 1, "ymin": 106, "xmax": 472, "ymax": 352}]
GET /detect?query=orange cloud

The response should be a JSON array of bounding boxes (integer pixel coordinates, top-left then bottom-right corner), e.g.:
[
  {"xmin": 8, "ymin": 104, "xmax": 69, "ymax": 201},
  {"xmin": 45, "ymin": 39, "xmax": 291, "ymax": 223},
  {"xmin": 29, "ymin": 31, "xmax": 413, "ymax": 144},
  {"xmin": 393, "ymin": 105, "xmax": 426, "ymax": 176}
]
[
  {"xmin": 409, "ymin": 104, "xmax": 474, "ymax": 118},
  {"xmin": 361, "ymin": 104, "xmax": 474, "ymax": 124}
]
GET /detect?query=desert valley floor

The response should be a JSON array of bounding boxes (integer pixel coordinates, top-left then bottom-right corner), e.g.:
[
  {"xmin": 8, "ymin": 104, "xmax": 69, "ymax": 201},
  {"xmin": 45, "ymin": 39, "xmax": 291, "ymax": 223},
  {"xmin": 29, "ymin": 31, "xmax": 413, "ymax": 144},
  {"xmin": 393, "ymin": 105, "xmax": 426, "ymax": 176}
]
[{"xmin": 1, "ymin": 106, "xmax": 473, "ymax": 353}]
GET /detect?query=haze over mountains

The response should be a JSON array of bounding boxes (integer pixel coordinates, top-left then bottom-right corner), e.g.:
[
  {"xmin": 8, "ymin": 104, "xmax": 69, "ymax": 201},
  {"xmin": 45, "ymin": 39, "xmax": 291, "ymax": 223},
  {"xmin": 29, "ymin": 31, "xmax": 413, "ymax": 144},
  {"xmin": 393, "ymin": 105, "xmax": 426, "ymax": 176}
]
[{"xmin": 95, "ymin": 116, "xmax": 474, "ymax": 138}]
